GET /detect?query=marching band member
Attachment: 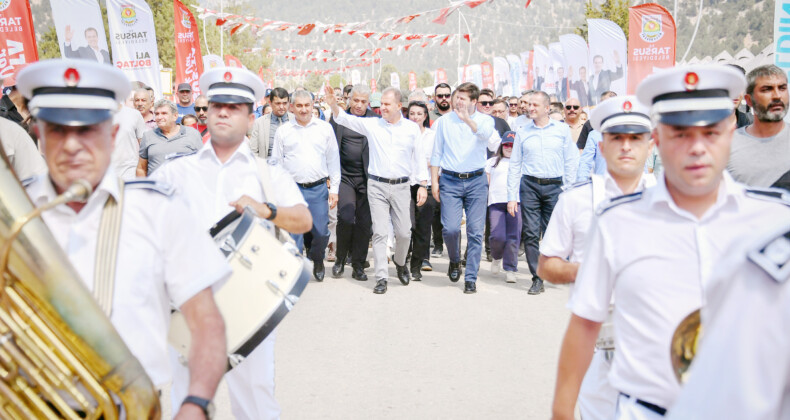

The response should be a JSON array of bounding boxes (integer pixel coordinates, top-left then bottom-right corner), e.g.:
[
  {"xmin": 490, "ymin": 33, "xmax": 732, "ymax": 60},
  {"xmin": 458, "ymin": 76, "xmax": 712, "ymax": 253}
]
[
  {"xmin": 538, "ymin": 95, "xmax": 655, "ymax": 419},
  {"xmin": 155, "ymin": 67, "xmax": 311, "ymax": 420},
  {"xmin": 551, "ymin": 65, "xmax": 790, "ymax": 420},
  {"xmin": 18, "ymin": 59, "xmax": 229, "ymax": 419}
]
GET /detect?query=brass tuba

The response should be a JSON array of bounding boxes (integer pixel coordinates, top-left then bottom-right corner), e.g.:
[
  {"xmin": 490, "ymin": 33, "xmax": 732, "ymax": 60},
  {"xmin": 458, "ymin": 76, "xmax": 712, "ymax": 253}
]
[
  {"xmin": 670, "ymin": 309, "xmax": 701, "ymax": 384},
  {"xmin": 0, "ymin": 150, "xmax": 160, "ymax": 418}
]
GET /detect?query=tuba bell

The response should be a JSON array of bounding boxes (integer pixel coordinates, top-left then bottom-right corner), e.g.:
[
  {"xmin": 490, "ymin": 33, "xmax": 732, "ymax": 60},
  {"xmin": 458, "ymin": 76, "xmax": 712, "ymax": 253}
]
[
  {"xmin": 670, "ymin": 308, "xmax": 701, "ymax": 384},
  {"xmin": 0, "ymin": 149, "xmax": 160, "ymax": 418}
]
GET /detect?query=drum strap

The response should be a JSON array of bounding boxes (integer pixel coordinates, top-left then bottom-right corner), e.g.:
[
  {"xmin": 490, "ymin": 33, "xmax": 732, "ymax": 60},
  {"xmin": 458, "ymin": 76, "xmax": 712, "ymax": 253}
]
[{"xmin": 92, "ymin": 178, "xmax": 124, "ymax": 317}]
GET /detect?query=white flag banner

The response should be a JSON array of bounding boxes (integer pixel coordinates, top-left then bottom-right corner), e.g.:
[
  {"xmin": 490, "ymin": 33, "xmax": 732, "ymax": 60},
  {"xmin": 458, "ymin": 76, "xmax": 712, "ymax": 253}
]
[
  {"xmin": 51, "ymin": 0, "xmax": 111, "ymax": 64},
  {"xmin": 202, "ymin": 54, "xmax": 223, "ymax": 70},
  {"xmin": 107, "ymin": 0, "xmax": 162, "ymax": 97},
  {"xmin": 468, "ymin": 64, "xmax": 483, "ymax": 88},
  {"xmin": 587, "ymin": 18, "xmax": 628, "ymax": 104},
  {"xmin": 559, "ymin": 33, "xmax": 591, "ymax": 106},
  {"xmin": 506, "ymin": 55, "xmax": 522, "ymax": 97},
  {"xmin": 351, "ymin": 69, "xmax": 361, "ymax": 85},
  {"xmin": 533, "ymin": 45, "xmax": 549, "ymax": 93},
  {"xmin": 493, "ymin": 57, "xmax": 511, "ymax": 97},
  {"xmin": 519, "ymin": 51, "xmax": 531, "ymax": 92},
  {"xmin": 548, "ymin": 42, "xmax": 567, "ymax": 99},
  {"xmin": 390, "ymin": 72, "xmax": 400, "ymax": 89}
]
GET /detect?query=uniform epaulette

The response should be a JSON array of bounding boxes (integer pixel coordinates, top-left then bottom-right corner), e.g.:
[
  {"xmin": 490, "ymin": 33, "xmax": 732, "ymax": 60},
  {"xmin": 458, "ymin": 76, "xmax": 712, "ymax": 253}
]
[
  {"xmin": 596, "ymin": 191, "xmax": 644, "ymax": 216},
  {"xmin": 563, "ymin": 179, "xmax": 591, "ymax": 192},
  {"xmin": 164, "ymin": 150, "xmax": 197, "ymax": 162},
  {"xmin": 124, "ymin": 179, "xmax": 175, "ymax": 196},
  {"xmin": 744, "ymin": 187, "xmax": 790, "ymax": 206},
  {"xmin": 747, "ymin": 229, "xmax": 790, "ymax": 283},
  {"xmin": 19, "ymin": 176, "xmax": 36, "ymax": 188}
]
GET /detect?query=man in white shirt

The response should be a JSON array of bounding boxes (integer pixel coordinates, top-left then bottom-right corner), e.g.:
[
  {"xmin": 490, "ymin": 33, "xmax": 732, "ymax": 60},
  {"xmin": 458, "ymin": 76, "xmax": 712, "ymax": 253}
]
[
  {"xmin": 110, "ymin": 103, "xmax": 146, "ymax": 180},
  {"xmin": 271, "ymin": 90, "xmax": 341, "ymax": 281},
  {"xmin": 539, "ymin": 95, "xmax": 655, "ymax": 420},
  {"xmin": 551, "ymin": 65, "xmax": 790, "ymax": 420},
  {"xmin": 18, "ymin": 59, "xmax": 228, "ymax": 418},
  {"xmin": 155, "ymin": 67, "xmax": 312, "ymax": 420},
  {"xmin": 326, "ymin": 85, "xmax": 428, "ymax": 294}
]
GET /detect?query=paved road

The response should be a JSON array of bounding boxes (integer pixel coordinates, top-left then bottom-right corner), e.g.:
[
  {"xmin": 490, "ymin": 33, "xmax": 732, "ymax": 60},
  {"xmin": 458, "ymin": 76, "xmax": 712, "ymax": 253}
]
[{"xmin": 164, "ymin": 250, "xmax": 572, "ymax": 419}]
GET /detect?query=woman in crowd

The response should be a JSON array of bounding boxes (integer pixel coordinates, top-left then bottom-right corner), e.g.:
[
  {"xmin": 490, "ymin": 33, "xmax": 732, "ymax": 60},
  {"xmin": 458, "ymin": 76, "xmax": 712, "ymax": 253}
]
[
  {"xmin": 486, "ymin": 131, "xmax": 520, "ymax": 283},
  {"xmin": 405, "ymin": 101, "xmax": 437, "ymax": 278}
]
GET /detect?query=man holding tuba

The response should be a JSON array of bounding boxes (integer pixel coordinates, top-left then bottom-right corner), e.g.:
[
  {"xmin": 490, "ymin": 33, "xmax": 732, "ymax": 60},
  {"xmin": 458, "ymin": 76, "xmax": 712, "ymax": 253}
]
[
  {"xmin": 17, "ymin": 59, "xmax": 230, "ymax": 419},
  {"xmin": 550, "ymin": 65, "xmax": 790, "ymax": 420}
]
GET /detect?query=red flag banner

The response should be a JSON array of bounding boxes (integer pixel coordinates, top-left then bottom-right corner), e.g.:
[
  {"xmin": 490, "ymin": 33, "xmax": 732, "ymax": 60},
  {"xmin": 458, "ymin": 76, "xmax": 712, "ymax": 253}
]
[
  {"xmin": 481, "ymin": 61, "xmax": 494, "ymax": 90},
  {"xmin": 370, "ymin": 78, "xmax": 377, "ymax": 93},
  {"xmin": 0, "ymin": 0, "xmax": 38, "ymax": 78},
  {"xmin": 627, "ymin": 3, "xmax": 676, "ymax": 94},
  {"xmin": 225, "ymin": 54, "xmax": 243, "ymax": 68},
  {"xmin": 408, "ymin": 71, "xmax": 417, "ymax": 91},
  {"xmin": 435, "ymin": 68, "xmax": 447, "ymax": 85},
  {"xmin": 174, "ymin": 0, "xmax": 203, "ymax": 94}
]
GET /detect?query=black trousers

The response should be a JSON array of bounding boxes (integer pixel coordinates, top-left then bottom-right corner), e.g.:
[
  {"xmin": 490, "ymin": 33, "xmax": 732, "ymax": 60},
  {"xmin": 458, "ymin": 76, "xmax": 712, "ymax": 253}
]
[
  {"xmin": 431, "ymin": 202, "xmax": 443, "ymax": 249},
  {"xmin": 519, "ymin": 176, "xmax": 562, "ymax": 277},
  {"xmin": 335, "ymin": 176, "xmax": 372, "ymax": 269},
  {"xmin": 408, "ymin": 185, "xmax": 437, "ymax": 269}
]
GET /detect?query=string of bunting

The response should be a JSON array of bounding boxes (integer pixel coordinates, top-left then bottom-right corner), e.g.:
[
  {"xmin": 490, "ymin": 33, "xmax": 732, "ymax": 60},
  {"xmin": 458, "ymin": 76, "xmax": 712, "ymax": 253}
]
[
  {"xmin": 275, "ymin": 59, "xmax": 380, "ymax": 77},
  {"xmin": 251, "ymin": 49, "xmax": 380, "ymax": 63},
  {"xmin": 192, "ymin": 4, "xmax": 476, "ymax": 44},
  {"xmin": 247, "ymin": 43, "xmax": 451, "ymax": 60}
]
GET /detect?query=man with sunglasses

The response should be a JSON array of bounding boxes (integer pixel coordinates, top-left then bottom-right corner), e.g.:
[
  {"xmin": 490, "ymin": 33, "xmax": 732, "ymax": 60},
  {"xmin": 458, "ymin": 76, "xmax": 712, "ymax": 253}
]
[
  {"xmin": 507, "ymin": 97, "xmax": 520, "ymax": 125},
  {"xmin": 564, "ymin": 98, "xmax": 584, "ymax": 146},
  {"xmin": 194, "ymin": 94, "xmax": 209, "ymax": 136},
  {"xmin": 432, "ymin": 83, "xmax": 452, "ymax": 124}
]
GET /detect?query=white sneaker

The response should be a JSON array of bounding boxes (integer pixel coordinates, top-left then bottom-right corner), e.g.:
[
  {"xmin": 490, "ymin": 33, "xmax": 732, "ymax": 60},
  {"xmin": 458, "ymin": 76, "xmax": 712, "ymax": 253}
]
[
  {"xmin": 505, "ymin": 271, "xmax": 517, "ymax": 283},
  {"xmin": 491, "ymin": 259, "xmax": 502, "ymax": 275}
]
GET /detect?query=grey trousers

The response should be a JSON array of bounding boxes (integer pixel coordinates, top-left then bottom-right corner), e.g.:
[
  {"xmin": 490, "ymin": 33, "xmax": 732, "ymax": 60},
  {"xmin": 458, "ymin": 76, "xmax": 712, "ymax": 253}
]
[{"xmin": 367, "ymin": 179, "xmax": 412, "ymax": 280}]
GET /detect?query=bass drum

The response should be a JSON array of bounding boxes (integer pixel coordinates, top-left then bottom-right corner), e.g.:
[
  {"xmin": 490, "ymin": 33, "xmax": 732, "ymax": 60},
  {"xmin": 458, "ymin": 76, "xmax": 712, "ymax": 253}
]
[{"xmin": 169, "ymin": 209, "xmax": 310, "ymax": 369}]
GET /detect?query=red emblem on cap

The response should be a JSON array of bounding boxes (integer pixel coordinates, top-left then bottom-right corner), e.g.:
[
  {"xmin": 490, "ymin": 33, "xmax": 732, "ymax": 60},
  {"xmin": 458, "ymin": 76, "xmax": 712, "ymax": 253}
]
[
  {"xmin": 63, "ymin": 68, "xmax": 80, "ymax": 87},
  {"xmin": 622, "ymin": 100, "xmax": 633, "ymax": 112},
  {"xmin": 223, "ymin": 71, "xmax": 233, "ymax": 82},
  {"xmin": 684, "ymin": 72, "xmax": 699, "ymax": 91}
]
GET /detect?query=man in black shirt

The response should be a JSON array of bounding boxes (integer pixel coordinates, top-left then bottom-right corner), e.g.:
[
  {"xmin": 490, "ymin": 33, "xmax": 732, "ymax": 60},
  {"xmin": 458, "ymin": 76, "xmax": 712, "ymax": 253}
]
[{"xmin": 331, "ymin": 84, "xmax": 379, "ymax": 280}]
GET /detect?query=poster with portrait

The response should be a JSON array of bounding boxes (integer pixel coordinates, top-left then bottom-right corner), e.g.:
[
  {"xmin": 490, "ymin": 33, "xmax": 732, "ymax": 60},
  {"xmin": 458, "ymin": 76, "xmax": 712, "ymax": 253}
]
[
  {"xmin": 493, "ymin": 57, "xmax": 510, "ymax": 97},
  {"xmin": 587, "ymin": 18, "xmax": 628, "ymax": 104},
  {"xmin": 107, "ymin": 0, "xmax": 162, "ymax": 96},
  {"xmin": 50, "ymin": 0, "xmax": 110, "ymax": 64},
  {"xmin": 533, "ymin": 45, "xmax": 549, "ymax": 93},
  {"xmin": 559, "ymin": 33, "xmax": 591, "ymax": 106},
  {"xmin": 506, "ymin": 55, "xmax": 522, "ymax": 97}
]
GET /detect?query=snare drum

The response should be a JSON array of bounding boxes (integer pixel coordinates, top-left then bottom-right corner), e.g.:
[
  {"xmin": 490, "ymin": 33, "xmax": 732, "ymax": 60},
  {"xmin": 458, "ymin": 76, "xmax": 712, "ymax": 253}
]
[{"xmin": 169, "ymin": 209, "xmax": 310, "ymax": 369}]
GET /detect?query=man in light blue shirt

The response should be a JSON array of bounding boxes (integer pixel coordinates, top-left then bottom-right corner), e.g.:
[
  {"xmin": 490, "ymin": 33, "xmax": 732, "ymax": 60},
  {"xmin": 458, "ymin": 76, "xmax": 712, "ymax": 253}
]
[
  {"xmin": 431, "ymin": 82, "xmax": 495, "ymax": 294},
  {"xmin": 576, "ymin": 130, "xmax": 606, "ymax": 181},
  {"xmin": 506, "ymin": 90, "xmax": 578, "ymax": 295}
]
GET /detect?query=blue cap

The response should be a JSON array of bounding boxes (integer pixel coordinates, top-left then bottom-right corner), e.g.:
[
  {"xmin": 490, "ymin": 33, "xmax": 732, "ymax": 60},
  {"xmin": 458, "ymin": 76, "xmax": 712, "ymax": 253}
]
[{"xmin": 501, "ymin": 131, "xmax": 516, "ymax": 145}]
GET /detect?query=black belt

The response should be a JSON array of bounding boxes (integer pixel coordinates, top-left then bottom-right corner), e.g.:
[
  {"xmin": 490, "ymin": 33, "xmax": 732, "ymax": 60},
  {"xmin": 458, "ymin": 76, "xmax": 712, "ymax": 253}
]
[
  {"xmin": 297, "ymin": 177, "xmax": 328, "ymax": 189},
  {"xmin": 369, "ymin": 174, "xmax": 409, "ymax": 184},
  {"xmin": 442, "ymin": 168, "xmax": 485, "ymax": 179},
  {"xmin": 620, "ymin": 393, "xmax": 667, "ymax": 416},
  {"xmin": 523, "ymin": 174, "xmax": 563, "ymax": 185}
]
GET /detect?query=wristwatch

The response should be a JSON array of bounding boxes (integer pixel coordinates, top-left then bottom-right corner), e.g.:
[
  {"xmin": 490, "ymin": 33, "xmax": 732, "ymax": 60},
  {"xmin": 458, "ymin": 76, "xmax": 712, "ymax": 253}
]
[
  {"xmin": 182, "ymin": 395, "xmax": 215, "ymax": 419},
  {"xmin": 264, "ymin": 202, "xmax": 277, "ymax": 220}
]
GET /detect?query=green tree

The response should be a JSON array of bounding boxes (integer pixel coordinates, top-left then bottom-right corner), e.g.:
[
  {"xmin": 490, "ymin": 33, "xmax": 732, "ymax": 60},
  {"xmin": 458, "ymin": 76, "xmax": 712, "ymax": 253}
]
[
  {"xmin": 417, "ymin": 71, "xmax": 433, "ymax": 89},
  {"xmin": 575, "ymin": 0, "xmax": 630, "ymax": 41}
]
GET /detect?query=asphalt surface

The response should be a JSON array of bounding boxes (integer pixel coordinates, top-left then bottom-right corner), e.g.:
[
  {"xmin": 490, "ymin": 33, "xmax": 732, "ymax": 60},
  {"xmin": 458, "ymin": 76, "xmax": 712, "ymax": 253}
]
[{"xmin": 163, "ymin": 248, "xmax": 573, "ymax": 419}]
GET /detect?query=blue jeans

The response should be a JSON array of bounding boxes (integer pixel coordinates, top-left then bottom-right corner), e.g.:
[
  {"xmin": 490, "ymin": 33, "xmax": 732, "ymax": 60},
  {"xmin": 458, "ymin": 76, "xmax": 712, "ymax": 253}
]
[
  {"xmin": 438, "ymin": 172, "xmax": 488, "ymax": 282},
  {"xmin": 293, "ymin": 184, "xmax": 330, "ymax": 263}
]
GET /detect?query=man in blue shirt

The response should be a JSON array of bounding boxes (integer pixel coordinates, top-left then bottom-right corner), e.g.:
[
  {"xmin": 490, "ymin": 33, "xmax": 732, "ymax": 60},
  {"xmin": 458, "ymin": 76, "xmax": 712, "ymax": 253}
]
[
  {"xmin": 175, "ymin": 82, "xmax": 195, "ymax": 123},
  {"xmin": 431, "ymin": 82, "xmax": 495, "ymax": 294},
  {"xmin": 506, "ymin": 91, "xmax": 578, "ymax": 295}
]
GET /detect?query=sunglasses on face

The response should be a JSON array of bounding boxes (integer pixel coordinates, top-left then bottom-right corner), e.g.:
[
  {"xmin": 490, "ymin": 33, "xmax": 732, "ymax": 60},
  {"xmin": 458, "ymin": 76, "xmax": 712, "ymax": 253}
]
[
  {"xmin": 565, "ymin": 105, "xmax": 580, "ymax": 110},
  {"xmin": 479, "ymin": 101, "xmax": 494, "ymax": 107},
  {"xmin": 436, "ymin": 94, "xmax": 451, "ymax": 99},
  {"xmin": 194, "ymin": 106, "xmax": 208, "ymax": 112},
  {"xmin": 509, "ymin": 103, "xmax": 518, "ymax": 106}
]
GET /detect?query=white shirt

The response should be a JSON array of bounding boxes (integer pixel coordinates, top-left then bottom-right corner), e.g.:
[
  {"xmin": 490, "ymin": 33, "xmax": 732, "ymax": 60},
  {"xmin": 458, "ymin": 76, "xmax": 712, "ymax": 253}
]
[
  {"xmin": 26, "ymin": 170, "xmax": 231, "ymax": 386},
  {"xmin": 154, "ymin": 140, "xmax": 306, "ymax": 229},
  {"xmin": 511, "ymin": 115, "xmax": 531, "ymax": 132},
  {"xmin": 541, "ymin": 172, "xmax": 655, "ymax": 265},
  {"xmin": 485, "ymin": 157, "xmax": 513, "ymax": 205},
  {"xmin": 333, "ymin": 110, "xmax": 428, "ymax": 182},
  {"xmin": 412, "ymin": 128, "xmax": 435, "ymax": 186},
  {"xmin": 570, "ymin": 173, "xmax": 790, "ymax": 409},
  {"xmin": 0, "ymin": 117, "xmax": 46, "ymax": 180},
  {"xmin": 271, "ymin": 118, "xmax": 341, "ymax": 194},
  {"xmin": 668, "ymin": 222, "xmax": 790, "ymax": 420},
  {"xmin": 111, "ymin": 105, "xmax": 147, "ymax": 180}
]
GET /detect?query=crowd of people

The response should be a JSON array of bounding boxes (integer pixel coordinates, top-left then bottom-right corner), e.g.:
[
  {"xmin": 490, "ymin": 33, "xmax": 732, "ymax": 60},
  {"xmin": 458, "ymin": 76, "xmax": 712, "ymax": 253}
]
[{"xmin": 2, "ymin": 55, "xmax": 789, "ymax": 420}]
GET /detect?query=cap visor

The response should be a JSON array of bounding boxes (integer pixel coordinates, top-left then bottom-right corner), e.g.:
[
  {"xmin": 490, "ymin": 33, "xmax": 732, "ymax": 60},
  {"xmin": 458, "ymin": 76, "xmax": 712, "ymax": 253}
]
[
  {"xmin": 209, "ymin": 94, "xmax": 254, "ymax": 104},
  {"xmin": 603, "ymin": 124, "xmax": 651, "ymax": 134},
  {"xmin": 656, "ymin": 109, "xmax": 733, "ymax": 127},
  {"xmin": 33, "ymin": 108, "xmax": 113, "ymax": 127}
]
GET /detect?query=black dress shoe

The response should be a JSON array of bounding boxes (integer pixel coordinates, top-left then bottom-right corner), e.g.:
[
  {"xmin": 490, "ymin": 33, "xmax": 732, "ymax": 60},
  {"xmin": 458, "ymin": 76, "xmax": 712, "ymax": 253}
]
[
  {"xmin": 528, "ymin": 277, "xmax": 545, "ymax": 295},
  {"xmin": 373, "ymin": 279, "xmax": 387, "ymax": 294},
  {"xmin": 411, "ymin": 268, "xmax": 422, "ymax": 281},
  {"xmin": 351, "ymin": 266, "xmax": 368, "ymax": 281},
  {"xmin": 461, "ymin": 257, "xmax": 467, "ymax": 267},
  {"xmin": 486, "ymin": 251, "xmax": 492, "ymax": 262},
  {"xmin": 313, "ymin": 260, "xmax": 325, "ymax": 282},
  {"xmin": 431, "ymin": 247, "xmax": 442, "ymax": 257},
  {"xmin": 394, "ymin": 261, "xmax": 410, "ymax": 285},
  {"xmin": 421, "ymin": 260, "xmax": 432, "ymax": 271},
  {"xmin": 331, "ymin": 262, "xmax": 344, "ymax": 278},
  {"xmin": 447, "ymin": 262, "xmax": 462, "ymax": 282},
  {"xmin": 464, "ymin": 281, "xmax": 476, "ymax": 294},
  {"xmin": 363, "ymin": 261, "xmax": 371, "ymax": 269}
]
